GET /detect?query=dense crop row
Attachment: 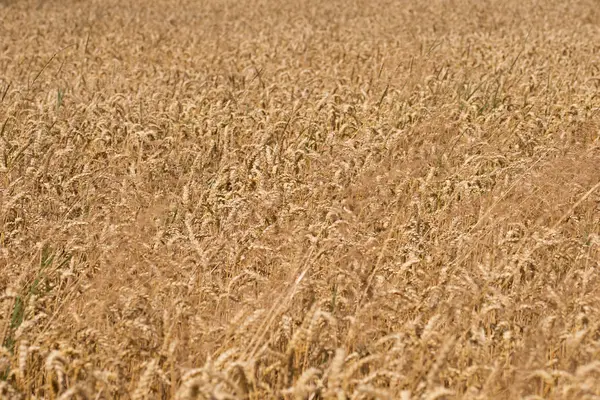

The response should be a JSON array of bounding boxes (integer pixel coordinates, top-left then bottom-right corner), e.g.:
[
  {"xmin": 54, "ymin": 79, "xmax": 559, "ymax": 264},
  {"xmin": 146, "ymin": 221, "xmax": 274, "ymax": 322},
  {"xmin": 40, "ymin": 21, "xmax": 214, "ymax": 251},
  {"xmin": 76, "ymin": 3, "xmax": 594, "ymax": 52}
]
[{"xmin": 1, "ymin": 0, "xmax": 599, "ymax": 398}]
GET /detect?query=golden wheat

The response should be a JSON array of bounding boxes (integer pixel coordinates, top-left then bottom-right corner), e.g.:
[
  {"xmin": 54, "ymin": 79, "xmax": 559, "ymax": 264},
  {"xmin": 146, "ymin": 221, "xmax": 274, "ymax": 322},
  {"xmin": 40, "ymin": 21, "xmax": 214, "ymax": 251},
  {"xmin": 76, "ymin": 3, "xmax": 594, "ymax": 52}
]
[{"xmin": 1, "ymin": 0, "xmax": 600, "ymax": 398}]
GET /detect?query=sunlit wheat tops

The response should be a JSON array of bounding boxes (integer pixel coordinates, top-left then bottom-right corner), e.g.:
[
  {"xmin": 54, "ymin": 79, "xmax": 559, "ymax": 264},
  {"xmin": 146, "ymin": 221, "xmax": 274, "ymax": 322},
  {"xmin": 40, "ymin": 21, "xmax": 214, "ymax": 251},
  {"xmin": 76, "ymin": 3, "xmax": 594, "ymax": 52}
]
[{"xmin": 1, "ymin": 0, "xmax": 600, "ymax": 398}]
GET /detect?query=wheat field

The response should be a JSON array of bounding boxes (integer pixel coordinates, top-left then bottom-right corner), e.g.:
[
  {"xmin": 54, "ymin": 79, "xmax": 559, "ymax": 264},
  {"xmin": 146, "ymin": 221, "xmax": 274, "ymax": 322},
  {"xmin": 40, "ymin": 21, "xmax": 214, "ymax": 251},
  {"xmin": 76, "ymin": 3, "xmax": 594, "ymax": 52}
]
[{"xmin": 1, "ymin": 0, "xmax": 599, "ymax": 398}]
